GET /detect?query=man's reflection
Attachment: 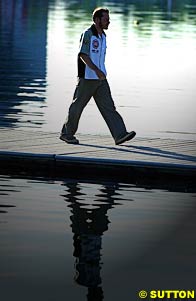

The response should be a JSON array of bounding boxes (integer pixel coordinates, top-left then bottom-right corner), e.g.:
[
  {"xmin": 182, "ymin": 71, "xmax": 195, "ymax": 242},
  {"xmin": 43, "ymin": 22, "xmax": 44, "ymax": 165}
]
[{"xmin": 62, "ymin": 182, "xmax": 120, "ymax": 301}]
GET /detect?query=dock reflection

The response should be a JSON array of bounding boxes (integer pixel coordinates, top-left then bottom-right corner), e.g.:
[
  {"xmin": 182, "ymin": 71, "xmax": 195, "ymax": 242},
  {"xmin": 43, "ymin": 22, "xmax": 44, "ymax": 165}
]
[{"xmin": 62, "ymin": 182, "xmax": 121, "ymax": 301}]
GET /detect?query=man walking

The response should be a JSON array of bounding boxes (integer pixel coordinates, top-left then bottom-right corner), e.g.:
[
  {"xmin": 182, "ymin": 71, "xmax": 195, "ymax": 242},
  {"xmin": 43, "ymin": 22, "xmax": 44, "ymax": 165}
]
[{"xmin": 60, "ymin": 7, "xmax": 136, "ymax": 145}]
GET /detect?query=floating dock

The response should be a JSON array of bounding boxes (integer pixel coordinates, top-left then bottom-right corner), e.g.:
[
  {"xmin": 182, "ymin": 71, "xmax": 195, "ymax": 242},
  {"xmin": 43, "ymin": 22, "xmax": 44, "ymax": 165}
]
[{"xmin": 0, "ymin": 129, "xmax": 195, "ymax": 188}]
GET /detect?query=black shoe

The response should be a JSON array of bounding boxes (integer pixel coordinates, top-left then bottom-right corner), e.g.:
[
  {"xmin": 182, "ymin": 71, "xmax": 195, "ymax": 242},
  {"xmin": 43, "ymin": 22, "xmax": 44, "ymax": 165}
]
[
  {"xmin": 115, "ymin": 131, "xmax": 136, "ymax": 145},
  {"xmin": 60, "ymin": 134, "xmax": 79, "ymax": 144}
]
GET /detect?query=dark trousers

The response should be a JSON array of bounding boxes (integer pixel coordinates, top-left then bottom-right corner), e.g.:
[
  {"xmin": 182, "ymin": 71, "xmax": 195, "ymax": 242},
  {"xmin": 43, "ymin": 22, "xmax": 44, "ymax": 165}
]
[{"xmin": 62, "ymin": 78, "xmax": 127, "ymax": 142}]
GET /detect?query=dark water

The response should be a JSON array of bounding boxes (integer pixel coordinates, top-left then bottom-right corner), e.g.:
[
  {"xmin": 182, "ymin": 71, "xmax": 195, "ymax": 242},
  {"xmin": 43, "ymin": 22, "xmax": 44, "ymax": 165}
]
[
  {"xmin": 1, "ymin": 2, "xmax": 196, "ymax": 299},
  {"xmin": 0, "ymin": 0, "xmax": 196, "ymax": 138},
  {"xmin": 0, "ymin": 175, "xmax": 196, "ymax": 300}
]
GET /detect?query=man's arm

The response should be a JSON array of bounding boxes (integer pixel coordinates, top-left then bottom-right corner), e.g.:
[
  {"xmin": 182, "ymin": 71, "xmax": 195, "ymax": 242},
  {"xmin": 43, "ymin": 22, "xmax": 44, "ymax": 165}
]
[{"xmin": 79, "ymin": 53, "xmax": 106, "ymax": 80}]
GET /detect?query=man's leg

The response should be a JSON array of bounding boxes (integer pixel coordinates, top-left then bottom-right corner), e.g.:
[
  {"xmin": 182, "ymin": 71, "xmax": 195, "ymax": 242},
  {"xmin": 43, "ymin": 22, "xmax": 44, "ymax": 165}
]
[
  {"xmin": 61, "ymin": 79, "xmax": 97, "ymax": 137},
  {"xmin": 93, "ymin": 80, "xmax": 129, "ymax": 142}
]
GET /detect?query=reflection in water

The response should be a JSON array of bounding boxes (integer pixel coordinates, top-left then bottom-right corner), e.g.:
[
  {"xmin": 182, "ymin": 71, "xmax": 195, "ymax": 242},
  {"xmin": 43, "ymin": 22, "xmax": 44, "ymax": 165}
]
[
  {"xmin": 0, "ymin": 176, "xmax": 196, "ymax": 300},
  {"xmin": 0, "ymin": 0, "xmax": 48, "ymax": 128},
  {"xmin": 62, "ymin": 182, "xmax": 120, "ymax": 300},
  {"xmin": 0, "ymin": 176, "xmax": 17, "ymax": 215}
]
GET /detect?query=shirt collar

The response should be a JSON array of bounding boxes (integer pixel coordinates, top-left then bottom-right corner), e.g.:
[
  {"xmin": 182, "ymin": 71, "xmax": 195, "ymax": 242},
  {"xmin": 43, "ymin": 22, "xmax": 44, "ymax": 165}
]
[{"xmin": 91, "ymin": 24, "xmax": 106, "ymax": 38}]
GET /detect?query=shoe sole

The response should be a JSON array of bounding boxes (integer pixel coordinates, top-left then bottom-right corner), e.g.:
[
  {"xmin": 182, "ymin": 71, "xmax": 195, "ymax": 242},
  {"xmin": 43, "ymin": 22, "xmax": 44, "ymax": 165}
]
[
  {"xmin": 115, "ymin": 131, "xmax": 136, "ymax": 145},
  {"xmin": 60, "ymin": 136, "xmax": 79, "ymax": 144}
]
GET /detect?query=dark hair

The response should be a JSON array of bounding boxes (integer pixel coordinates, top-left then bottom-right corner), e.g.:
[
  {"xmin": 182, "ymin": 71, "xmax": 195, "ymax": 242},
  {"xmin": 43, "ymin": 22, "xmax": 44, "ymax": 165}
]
[{"xmin": 92, "ymin": 7, "xmax": 109, "ymax": 21}]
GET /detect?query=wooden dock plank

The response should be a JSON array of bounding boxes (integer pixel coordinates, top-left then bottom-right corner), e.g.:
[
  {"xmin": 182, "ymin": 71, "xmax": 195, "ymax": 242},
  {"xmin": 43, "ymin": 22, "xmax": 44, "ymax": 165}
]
[
  {"xmin": 0, "ymin": 129, "xmax": 195, "ymax": 161},
  {"xmin": 0, "ymin": 129, "xmax": 196, "ymax": 184}
]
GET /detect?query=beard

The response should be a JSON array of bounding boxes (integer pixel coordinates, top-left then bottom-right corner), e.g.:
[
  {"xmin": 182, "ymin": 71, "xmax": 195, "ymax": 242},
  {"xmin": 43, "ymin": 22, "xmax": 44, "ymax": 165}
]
[{"xmin": 99, "ymin": 21, "xmax": 108, "ymax": 30}]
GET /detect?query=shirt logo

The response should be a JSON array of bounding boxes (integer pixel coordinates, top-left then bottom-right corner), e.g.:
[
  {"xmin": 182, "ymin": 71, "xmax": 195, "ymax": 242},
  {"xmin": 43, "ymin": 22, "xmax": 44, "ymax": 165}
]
[{"xmin": 92, "ymin": 39, "xmax": 99, "ymax": 49}]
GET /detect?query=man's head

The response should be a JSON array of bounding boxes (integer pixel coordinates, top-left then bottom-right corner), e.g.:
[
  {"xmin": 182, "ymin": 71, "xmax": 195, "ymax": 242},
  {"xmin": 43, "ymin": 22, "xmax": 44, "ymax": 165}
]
[{"xmin": 92, "ymin": 7, "xmax": 110, "ymax": 30}]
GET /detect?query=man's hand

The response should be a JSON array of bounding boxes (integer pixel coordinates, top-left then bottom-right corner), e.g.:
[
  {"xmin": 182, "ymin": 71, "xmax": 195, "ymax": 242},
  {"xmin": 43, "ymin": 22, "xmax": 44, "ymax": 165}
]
[
  {"xmin": 80, "ymin": 53, "xmax": 106, "ymax": 80},
  {"xmin": 95, "ymin": 69, "xmax": 106, "ymax": 80}
]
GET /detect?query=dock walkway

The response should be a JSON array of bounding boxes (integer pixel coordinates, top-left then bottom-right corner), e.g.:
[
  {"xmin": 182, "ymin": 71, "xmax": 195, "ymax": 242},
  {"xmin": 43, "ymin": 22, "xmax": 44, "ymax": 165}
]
[{"xmin": 0, "ymin": 128, "xmax": 196, "ymax": 185}]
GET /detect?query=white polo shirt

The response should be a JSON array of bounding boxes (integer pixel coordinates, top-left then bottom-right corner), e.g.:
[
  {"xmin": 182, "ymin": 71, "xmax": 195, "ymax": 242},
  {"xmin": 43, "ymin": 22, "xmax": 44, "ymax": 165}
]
[{"xmin": 77, "ymin": 24, "xmax": 107, "ymax": 79}]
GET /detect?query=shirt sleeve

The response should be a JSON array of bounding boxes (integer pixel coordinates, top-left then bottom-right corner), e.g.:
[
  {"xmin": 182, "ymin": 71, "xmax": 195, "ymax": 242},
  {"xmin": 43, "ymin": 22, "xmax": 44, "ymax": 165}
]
[{"xmin": 78, "ymin": 30, "xmax": 90, "ymax": 56}]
